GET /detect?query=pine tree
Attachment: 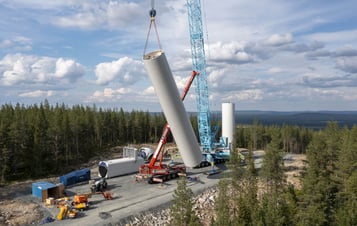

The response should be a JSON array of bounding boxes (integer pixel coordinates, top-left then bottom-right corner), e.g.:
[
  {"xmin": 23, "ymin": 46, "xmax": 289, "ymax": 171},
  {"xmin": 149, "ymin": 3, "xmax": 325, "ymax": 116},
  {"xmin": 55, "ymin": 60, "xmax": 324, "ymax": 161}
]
[
  {"xmin": 259, "ymin": 129, "xmax": 292, "ymax": 226},
  {"xmin": 214, "ymin": 179, "xmax": 231, "ymax": 226},
  {"xmin": 240, "ymin": 146, "xmax": 261, "ymax": 226},
  {"xmin": 296, "ymin": 122, "xmax": 341, "ymax": 225},
  {"xmin": 335, "ymin": 125, "xmax": 357, "ymax": 225},
  {"xmin": 170, "ymin": 176, "xmax": 200, "ymax": 226}
]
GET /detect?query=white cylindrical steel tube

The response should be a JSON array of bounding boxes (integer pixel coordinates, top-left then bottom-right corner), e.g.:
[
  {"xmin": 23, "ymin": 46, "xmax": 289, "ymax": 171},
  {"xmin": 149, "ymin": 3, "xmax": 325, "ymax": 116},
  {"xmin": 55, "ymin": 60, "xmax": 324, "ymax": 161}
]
[
  {"xmin": 222, "ymin": 102, "xmax": 235, "ymax": 148},
  {"xmin": 143, "ymin": 50, "xmax": 202, "ymax": 167}
]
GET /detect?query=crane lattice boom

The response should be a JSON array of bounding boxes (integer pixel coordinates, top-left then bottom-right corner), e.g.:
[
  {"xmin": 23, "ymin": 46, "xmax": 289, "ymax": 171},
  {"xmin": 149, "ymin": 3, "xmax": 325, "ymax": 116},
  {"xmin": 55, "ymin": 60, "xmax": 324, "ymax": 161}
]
[{"xmin": 187, "ymin": 0, "xmax": 212, "ymax": 152}]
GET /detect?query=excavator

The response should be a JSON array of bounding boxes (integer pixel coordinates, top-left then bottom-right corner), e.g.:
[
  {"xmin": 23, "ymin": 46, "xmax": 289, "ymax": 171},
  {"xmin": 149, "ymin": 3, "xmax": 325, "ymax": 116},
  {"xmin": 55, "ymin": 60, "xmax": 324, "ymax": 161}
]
[{"xmin": 136, "ymin": 70, "xmax": 198, "ymax": 183}]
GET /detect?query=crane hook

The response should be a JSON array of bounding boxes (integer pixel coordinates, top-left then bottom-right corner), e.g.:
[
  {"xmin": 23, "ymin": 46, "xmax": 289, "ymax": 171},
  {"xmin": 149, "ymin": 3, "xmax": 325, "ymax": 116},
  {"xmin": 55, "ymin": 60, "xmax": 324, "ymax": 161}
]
[
  {"xmin": 149, "ymin": 8, "xmax": 156, "ymax": 19},
  {"xmin": 149, "ymin": 0, "xmax": 156, "ymax": 19}
]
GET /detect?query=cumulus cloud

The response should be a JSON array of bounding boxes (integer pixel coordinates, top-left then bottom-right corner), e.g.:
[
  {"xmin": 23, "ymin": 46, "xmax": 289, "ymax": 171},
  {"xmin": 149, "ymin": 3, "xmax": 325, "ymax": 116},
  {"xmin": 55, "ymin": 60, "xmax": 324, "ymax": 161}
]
[
  {"xmin": 95, "ymin": 57, "xmax": 145, "ymax": 85},
  {"xmin": 264, "ymin": 33, "xmax": 293, "ymax": 46},
  {"xmin": 55, "ymin": 58, "xmax": 85, "ymax": 81},
  {"xmin": 209, "ymin": 41, "xmax": 255, "ymax": 64},
  {"xmin": 0, "ymin": 54, "xmax": 85, "ymax": 86}
]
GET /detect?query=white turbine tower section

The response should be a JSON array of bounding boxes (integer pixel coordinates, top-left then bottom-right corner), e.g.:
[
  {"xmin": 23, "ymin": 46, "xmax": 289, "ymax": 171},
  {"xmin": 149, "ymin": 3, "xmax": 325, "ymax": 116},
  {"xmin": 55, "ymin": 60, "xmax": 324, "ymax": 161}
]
[
  {"xmin": 143, "ymin": 50, "xmax": 202, "ymax": 167},
  {"xmin": 222, "ymin": 102, "xmax": 235, "ymax": 148}
]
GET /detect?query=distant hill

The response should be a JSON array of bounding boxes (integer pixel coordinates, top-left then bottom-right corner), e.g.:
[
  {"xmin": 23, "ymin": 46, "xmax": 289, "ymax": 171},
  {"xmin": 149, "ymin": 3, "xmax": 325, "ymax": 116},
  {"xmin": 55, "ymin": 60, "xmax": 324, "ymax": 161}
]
[{"xmin": 209, "ymin": 111, "xmax": 357, "ymax": 129}]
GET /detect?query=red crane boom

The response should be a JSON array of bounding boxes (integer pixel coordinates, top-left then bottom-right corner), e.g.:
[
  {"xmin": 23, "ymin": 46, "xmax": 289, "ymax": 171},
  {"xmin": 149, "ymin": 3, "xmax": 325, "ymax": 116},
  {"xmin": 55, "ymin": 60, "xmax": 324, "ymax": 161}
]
[{"xmin": 137, "ymin": 71, "xmax": 198, "ymax": 183}]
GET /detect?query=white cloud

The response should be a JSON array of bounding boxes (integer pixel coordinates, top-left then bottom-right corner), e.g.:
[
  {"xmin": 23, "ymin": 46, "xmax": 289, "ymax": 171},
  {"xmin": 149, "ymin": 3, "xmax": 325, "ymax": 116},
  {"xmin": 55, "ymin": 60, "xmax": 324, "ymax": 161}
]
[
  {"xmin": 51, "ymin": 1, "xmax": 142, "ymax": 30},
  {"xmin": 0, "ymin": 36, "xmax": 32, "ymax": 52},
  {"xmin": 107, "ymin": 1, "xmax": 142, "ymax": 29},
  {"xmin": 1, "ymin": 0, "xmax": 357, "ymax": 111},
  {"xmin": 143, "ymin": 86, "xmax": 155, "ymax": 95},
  {"xmin": 89, "ymin": 88, "xmax": 124, "ymax": 102},
  {"xmin": 95, "ymin": 57, "xmax": 145, "ymax": 85},
  {"xmin": 53, "ymin": 2, "xmax": 106, "ymax": 29},
  {"xmin": 209, "ymin": 41, "xmax": 254, "ymax": 64},
  {"xmin": 268, "ymin": 67, "xmax": 283, "ymax": 74},
  {"xmin": 264, "ymin": 33, "xmax": 293, "ymax": 46},
  {"xmin": 0, "ymin": 54, "xmax": 85, "ymax": 86},
  {"xmin": 87, "ymin": 86, "xmax": 156, "ymax": 104},
  {"xmin": 2, "ymin": 0, "xmax": 73, "ymax": 10},
  {"xmin": 225, "ymin": 89, "xmax": 264, "ymax": 102},
  {"xmin": 19, "ymin": 90, "xmax": 54, "ymax": 98},
  {"xmin": 55, "ymin": 58, "xmax": 85, "ymax": 81}
]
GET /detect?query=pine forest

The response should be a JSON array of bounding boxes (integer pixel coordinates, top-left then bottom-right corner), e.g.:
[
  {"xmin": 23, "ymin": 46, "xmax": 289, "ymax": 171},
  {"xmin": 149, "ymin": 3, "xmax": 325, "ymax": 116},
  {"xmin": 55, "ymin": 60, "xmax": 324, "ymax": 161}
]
[{"xmin": 1, "ymin": 101, "xmax": 357, "ymax": 225}]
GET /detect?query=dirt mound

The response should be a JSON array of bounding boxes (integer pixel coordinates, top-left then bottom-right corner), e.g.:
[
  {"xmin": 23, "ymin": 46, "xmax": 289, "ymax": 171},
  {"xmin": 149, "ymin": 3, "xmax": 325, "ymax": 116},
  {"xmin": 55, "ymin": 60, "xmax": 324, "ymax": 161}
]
[{"xmin": 0, "ymin": 199, "xmax": 45, "ymax": 226}]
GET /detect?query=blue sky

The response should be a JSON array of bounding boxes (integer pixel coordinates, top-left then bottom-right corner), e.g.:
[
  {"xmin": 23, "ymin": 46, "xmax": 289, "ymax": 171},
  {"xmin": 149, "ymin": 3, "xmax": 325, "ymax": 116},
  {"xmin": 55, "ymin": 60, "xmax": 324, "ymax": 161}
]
[{"xmin": 0, "ymin": 0, "xmax": 357, "ymax": 112}]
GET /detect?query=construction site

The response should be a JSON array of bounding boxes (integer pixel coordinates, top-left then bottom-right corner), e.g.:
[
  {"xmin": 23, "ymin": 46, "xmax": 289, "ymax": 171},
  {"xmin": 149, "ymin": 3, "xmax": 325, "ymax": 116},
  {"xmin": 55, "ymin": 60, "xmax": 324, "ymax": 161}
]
[
  {"xmin": 0, "ymin": 1, "xmax": 237, "ymax": 223},
  {"xmin": 28, "ymin": 146, "xmax": 225, "ymax": 225},
  {"xmin": 0, "ymin": 144, "xmax": 306, "ymax": 225},
  {"xmin": 0, "ymin": 0, "xmax": 307, "ymax": 225}
]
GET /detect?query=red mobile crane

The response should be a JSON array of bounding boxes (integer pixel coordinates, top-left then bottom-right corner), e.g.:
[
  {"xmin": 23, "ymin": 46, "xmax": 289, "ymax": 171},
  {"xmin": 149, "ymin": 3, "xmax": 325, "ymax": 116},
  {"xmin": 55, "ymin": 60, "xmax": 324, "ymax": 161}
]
[{"xmin": 136, "ymin": 71, "xmax": 198, "ymax": 183}]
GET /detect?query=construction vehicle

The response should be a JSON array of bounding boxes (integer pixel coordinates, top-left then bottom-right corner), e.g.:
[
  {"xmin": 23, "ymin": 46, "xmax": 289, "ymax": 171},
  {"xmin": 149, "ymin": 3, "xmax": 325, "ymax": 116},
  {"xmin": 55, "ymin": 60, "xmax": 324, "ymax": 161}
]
[
  {"xmin": 136, "ymin": 70, "xmax": 199, "ymax": 183},
  {"xmin": 57, "ymin": 203, "xmax": 78, "ymax": 220},
  {"xmin": 90, "ymin": 177, "xmax": 108, "ymax": 193},
  {"xmin": 71, "ymin": 194, "xmax": 89, "ymax": 211},
  {"xmin": 89, "ymin": 178, "xmax": 114, "ymax": 200}
]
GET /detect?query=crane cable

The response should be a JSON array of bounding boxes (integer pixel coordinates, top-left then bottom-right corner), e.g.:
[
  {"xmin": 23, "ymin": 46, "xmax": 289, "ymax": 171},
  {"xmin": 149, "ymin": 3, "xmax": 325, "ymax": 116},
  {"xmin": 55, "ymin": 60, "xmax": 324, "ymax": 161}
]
[{"xmin": 143, "ymin": 0, "xmax": 162, "ymax": 56}]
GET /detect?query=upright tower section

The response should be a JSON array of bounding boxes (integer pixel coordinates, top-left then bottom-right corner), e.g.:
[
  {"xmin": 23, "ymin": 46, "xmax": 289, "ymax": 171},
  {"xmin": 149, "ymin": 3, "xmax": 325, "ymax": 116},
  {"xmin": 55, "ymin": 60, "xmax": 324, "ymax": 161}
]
[
  {"xmin": 187, "ymin": 0, "xmax": 212, "ymax": 152},
  {"xmin": 222, "ymin": 102, "xmax": 235, "ymax": 150}
]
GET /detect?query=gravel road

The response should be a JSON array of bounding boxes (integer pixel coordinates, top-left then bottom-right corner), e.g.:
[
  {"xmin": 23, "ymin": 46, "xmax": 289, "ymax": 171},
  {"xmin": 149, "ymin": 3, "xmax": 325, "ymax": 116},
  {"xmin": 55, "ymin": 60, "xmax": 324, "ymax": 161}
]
[{"xmin": 46, "ymin": 163, "xmax": 224, "ymax": 226}]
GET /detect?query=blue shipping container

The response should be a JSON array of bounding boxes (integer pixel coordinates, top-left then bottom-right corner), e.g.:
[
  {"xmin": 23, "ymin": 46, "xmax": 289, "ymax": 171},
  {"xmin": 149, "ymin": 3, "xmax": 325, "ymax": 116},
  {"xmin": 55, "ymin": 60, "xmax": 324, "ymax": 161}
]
[
  {"xmin": 60, "ymin": 168, "xmax": 91, "ymax": 186},
  {"xmin": 32, "ymin": 181, "xmax": 57, "ymax": 202}
]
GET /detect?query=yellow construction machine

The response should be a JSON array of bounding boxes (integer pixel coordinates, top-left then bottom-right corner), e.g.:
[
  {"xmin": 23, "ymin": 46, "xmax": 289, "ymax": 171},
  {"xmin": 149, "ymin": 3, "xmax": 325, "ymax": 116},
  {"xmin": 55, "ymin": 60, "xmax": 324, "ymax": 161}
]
[{"xmin": 56, "ymin": 204, "xmax": 78, "ymax": 220}]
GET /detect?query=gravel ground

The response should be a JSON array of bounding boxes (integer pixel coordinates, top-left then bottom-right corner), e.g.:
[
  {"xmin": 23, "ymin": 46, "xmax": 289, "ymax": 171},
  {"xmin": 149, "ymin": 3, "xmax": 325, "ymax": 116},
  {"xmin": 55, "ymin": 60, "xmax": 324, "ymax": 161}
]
[{"xmin": 0, "ymin": 150, "xmax": 305, "ymax": 226}]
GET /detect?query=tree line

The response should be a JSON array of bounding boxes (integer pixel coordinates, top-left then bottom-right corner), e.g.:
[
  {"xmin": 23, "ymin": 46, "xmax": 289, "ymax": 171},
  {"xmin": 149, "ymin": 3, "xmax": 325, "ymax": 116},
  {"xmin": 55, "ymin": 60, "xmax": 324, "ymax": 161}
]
[
  {"xmin": 0, "ymin": 101, "xmax": 169, "ymax": 182},
  {"xmin": 170, "ymin": 122, "xmax": 357, "ymax": 226},
  {"xmin": 0, "ymin": 101, "xmax": 329, "ymax": 184}
]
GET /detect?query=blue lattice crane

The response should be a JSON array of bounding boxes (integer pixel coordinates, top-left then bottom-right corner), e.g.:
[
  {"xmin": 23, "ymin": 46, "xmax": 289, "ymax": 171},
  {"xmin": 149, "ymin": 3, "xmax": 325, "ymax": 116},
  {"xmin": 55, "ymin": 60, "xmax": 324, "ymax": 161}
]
[{"xmin": 186, "ymin": 0, "xmax": 212, "ymax": 153}]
